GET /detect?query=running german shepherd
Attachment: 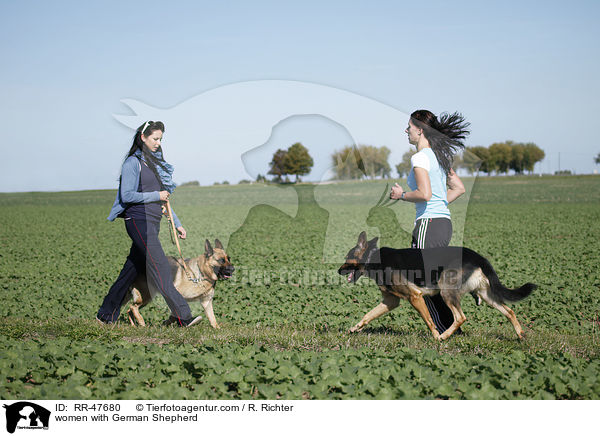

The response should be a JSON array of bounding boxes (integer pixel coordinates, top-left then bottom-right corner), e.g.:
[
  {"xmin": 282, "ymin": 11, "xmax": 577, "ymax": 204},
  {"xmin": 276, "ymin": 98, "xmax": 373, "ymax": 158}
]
[
  {"xmin": 125, "ymin": 239, "xmax": 234, "ymax": 329},
  {"xmin": 338, "ymin": 232, "xmax": 535, "ymax": 340}
]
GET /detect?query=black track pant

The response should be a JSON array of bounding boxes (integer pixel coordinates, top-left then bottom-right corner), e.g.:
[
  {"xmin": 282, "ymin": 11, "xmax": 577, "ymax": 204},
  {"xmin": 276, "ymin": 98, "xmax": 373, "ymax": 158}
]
[
  {"xmin": 411, "ymin": 217, "xmax": 456, "ymax": 334},
  {"xmin": 97, "ymin": 218, "xmax": 192, "ymax": 323}
]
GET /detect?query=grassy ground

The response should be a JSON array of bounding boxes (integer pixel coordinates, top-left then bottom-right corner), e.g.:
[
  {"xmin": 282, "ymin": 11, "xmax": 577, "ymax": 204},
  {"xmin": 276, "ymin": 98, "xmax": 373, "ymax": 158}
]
[{"xmin": 1, "ymin": 175, "xmax": 599, "ymax": 399}]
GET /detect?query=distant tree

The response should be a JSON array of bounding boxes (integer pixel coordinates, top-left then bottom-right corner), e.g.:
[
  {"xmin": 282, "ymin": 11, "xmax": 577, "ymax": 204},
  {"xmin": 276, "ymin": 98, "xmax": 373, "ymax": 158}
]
[
  {"xmin": 179, "ymin": 180, "xmax": 200, "ymax": 187},
  {"xmin": 331, "ymin": 145, "xmax": 391, "ymax": 180},
  {"xmin": 374, "ymin": 146, "xmax": 392, "ymax": 178},
  {"xmin": 331, "ymin": 146, "xmax": 365, "ymax": 180},
  {"xmin": 395, "ymin": 151, "xmax": 414, "ymax": 178},
  {"xmin": 361, "ymin": 145, "xmax": 391, "ymax": 179},
  {"xmin": 451, "ymin": 152, "xmax": 463, "ymax": 171},
  {"xmin": 268, "ymin": 149, "xmax": 288, "ymax": 182},
  {"xmin": 283, "ymin": 142, "xmax": 314, "ymax": 182},
  {"xmin": 256, "ymin": 174, "xmax": 267, "ymax": 183},
  {"xmin": 238, "ymin": 179, "xmax": 251, "ymax": 184},
  {"xmin": 221, "ymin": 181, "xmax": 230, "ymax": 185},
  {"xmin": 466, "ymin": 146, "xmax": 491, "ymax": 175},
  {"xmin": 522, "ymin": 143, "xmax": 545, "ymax": 173},
  {"xmin": 509, "ymin": 142, "xmax": 526, "ymax": 174},
  {"xmin": 489, "ymin": 142, "xmax": 513, "ymax": 174}
]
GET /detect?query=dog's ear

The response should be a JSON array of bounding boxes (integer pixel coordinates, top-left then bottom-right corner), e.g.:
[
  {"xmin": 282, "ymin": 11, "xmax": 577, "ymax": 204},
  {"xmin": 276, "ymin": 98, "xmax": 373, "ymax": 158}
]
[
  {"xmin": 214, "ymin": 239, "xmax": 223, "ymax": 250},
  {"xmin": 357, "ymin": 231, "xmax": 367, "ymax": 250},
  {"xmin": 205, "ymin": 239, "xmax": 214, "ymax": 257},
  {"xmin": 368, "ymin": 237, "xmax": 379, "ymax": 248}
]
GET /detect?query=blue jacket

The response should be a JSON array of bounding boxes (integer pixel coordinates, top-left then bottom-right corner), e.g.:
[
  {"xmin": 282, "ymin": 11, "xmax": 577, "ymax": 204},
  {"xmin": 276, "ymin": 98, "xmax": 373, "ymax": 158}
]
[{"xmin": 107, "ymin": 156, "xmax": 182, "ymax": 228}]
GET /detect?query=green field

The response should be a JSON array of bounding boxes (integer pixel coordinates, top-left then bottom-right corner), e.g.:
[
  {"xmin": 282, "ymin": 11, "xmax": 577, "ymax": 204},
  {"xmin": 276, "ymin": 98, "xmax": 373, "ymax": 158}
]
[{"xmin": 1, "ymin": 175, "xmax": 599, "ymax": 399}]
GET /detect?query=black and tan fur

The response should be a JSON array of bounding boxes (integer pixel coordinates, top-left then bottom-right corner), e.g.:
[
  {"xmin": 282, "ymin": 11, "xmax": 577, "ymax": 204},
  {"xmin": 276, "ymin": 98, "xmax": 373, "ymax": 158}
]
[
  {"xmin": 338, "ymin": 232, "xmax": 535, "ymax": 340},
  {"xmin": 125, "ymin": 239, "xmax": 234, "ymax": 328}
]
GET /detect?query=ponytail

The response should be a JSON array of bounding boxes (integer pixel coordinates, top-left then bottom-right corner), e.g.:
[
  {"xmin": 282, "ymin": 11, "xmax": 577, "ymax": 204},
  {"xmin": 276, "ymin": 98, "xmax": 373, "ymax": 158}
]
[{"xmin": 411, "ymin": 110, "xmax": 470, "ymax": 175}]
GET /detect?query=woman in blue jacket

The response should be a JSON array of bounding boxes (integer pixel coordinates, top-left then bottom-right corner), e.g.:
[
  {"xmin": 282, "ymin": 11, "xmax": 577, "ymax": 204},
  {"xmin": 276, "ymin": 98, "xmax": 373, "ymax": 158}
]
[
  {"xmin": 96, "ymin": 121, "xmax": 202, "ymax": 327},
  {"xmin": 391, "ymin": 110, "xmax": 469, "ymax": 334}
]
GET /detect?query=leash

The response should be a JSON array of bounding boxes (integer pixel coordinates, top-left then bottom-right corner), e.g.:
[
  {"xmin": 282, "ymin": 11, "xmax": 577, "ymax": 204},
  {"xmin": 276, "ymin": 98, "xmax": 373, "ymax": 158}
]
[{"xmin": 164, "ymin": 200, "xmax": 205, "ymax": 285}]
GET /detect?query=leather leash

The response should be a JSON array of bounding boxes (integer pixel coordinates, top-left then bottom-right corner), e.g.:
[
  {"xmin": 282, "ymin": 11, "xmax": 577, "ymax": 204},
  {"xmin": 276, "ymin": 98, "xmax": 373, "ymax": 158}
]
[{"xmin": 165, "ymin": 200, "xmax": 204, "ymax": 284}]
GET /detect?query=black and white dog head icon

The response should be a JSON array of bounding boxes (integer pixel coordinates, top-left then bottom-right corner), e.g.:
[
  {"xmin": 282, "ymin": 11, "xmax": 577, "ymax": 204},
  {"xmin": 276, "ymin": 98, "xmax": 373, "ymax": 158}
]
[{"xmin": 3, "ymin": 402, "xmax": 50, "ymax": 433}]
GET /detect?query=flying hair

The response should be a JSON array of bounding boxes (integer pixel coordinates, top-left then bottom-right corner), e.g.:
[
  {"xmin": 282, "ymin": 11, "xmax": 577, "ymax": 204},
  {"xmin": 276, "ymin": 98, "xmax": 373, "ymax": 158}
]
[{"xmin": 410, "ymin": 110, "xmax": 470, "ymax": 175}]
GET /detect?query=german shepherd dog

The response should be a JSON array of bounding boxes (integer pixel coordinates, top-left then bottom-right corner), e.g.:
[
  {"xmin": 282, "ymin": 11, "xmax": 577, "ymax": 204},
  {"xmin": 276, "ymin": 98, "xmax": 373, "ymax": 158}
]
[
  {"xmin": 338, "ymin": 232, "xmax": 536, "ymax": 340},
  {"xmin": 125, "ymin": 239, "xmax": 234, "ymax": 329}
]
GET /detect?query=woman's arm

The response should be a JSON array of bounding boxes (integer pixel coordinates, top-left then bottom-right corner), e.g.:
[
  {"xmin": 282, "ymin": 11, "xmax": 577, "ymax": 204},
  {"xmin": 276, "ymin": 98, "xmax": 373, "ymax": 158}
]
[
  {"xmin": 446, "ymin": 168, "xmax": 465, "ymax": 203},
  {"xmin": 169, "ymin": 208, "xmax": 186, "ymax": 239},
  {"xmin": 390, "ymin": 167, "xmax": 432, "ymax": 202}
]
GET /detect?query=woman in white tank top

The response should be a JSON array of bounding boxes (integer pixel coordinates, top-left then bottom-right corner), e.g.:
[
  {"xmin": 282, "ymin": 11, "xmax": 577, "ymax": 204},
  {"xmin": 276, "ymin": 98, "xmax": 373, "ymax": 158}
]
[{"xmin": 390, "ymin": 109, "xmax": 470, "ymax": 333}]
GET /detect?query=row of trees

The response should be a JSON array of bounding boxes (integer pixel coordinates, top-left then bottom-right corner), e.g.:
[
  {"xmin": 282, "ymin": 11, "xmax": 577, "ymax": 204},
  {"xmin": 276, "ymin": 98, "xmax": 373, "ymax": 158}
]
[
  {"xmin": 266, "ymin": 140, "xmax": 547, "ymax": 183},
  {"xmin": 339, "ymin": 141, "xmax": 545, "ymax": 179},
  {"xmin": 267, "ymin": 142, "xmax": 393, "ymax": 182},
  {"xmin": 461, "ymin": 141, "xmax": 545, "ymax": 175}
]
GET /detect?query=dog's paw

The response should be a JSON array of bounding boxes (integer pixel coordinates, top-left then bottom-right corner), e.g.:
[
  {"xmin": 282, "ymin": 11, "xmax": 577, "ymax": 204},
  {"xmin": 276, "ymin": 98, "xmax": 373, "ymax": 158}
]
[{"xmin": 348, "ymin": 325, "xmax": 362, "ymax": 333}]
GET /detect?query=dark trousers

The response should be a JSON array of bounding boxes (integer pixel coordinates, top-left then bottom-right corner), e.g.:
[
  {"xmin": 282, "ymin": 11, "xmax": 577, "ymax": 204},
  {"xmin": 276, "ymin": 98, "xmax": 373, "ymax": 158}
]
[
  {"xmin": 97, "ymin": 218, "xmax": 192, "ymax": 323},
  {"xmin": 411, "ymin": 217, "xmax": 456, "ymax": 334}
]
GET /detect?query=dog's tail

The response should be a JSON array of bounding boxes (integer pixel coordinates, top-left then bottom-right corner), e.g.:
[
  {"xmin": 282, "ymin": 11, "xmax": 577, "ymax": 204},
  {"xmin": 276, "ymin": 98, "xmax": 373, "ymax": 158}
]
[{"xmin": 479, "ymin": 256, "xmax": 536, "ymax": 303}]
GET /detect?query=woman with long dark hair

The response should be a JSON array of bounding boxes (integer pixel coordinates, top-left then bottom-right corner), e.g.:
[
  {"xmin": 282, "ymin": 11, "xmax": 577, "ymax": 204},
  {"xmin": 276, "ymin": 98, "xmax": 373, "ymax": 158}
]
[
  {"xmin": 96, "ymin": 121, "xmax": 202, "ymax": 327},
  {"xmin": 390, "ymin": 110, "xmax": 469, "ymax": 334}
]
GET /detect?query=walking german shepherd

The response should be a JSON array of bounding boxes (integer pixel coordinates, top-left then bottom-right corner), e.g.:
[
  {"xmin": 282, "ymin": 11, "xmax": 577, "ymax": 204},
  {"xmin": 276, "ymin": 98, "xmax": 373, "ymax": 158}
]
[
  {"xmin": 338, "ymin": 232, "xmax": 535, "ymax": 340},
  {"xmin": 125, "ymin": 239, "xmax": 234, "ymax": 328}
]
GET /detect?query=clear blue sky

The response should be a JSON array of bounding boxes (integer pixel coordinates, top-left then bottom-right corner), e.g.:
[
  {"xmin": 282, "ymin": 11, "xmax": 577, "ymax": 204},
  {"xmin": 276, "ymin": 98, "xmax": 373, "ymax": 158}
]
[{"xmin": 2, "ymin": 0, "xmax": 599, "ymax": 191}]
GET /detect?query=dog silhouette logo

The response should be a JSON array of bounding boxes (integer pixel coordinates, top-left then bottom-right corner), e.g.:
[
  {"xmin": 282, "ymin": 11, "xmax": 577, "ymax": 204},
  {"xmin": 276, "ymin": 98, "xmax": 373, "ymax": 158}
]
[{"xmin": 3, "ymin": 402, "xmax": 50, "ymax": 433}]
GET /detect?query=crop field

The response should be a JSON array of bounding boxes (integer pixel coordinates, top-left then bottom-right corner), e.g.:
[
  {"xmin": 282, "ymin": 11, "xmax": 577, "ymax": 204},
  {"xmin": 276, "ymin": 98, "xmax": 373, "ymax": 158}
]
[{"xmin": 1, "ymin": 175, "xmax": 599, "ymax": 399}]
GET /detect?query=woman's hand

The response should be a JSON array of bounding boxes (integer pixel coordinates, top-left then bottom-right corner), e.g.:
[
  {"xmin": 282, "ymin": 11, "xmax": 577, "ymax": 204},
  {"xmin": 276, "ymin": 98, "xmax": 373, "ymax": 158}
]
[
  {"xmin": 390, "ymin": 183, "xmax": 404, "ymax": 200},
  {"xmin": 159, "ymin": 190, "xmax": 170, "ymax": 202},
  {"xmin": 446, "ymin": 169, "xmax": 465, "ymax": 203},
  {"xmin": 176, "ymin": 226, "xmax": 187, "ymax": 239}
]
